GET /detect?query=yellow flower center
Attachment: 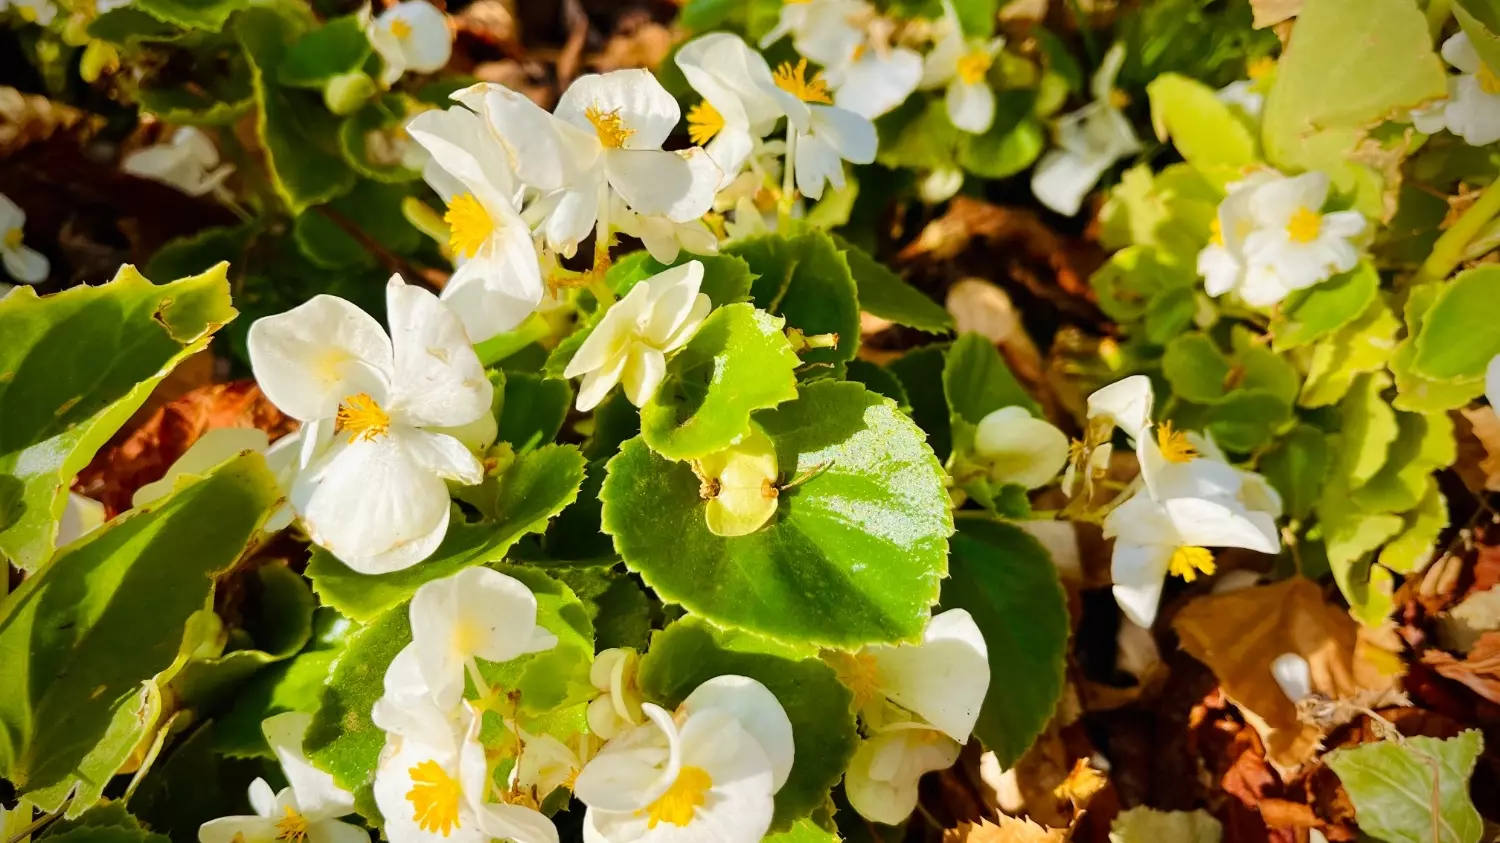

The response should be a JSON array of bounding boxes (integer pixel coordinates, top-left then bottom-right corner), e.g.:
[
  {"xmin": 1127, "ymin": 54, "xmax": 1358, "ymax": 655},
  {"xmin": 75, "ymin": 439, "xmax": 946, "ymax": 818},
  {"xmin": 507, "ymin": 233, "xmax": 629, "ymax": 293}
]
[
  {"xmin": 1247, "ymin": 56, "xmax": 1275, "ymax": 80},
  {"xmin": 773, "ymin": 59, "xmax": 832, "ymax": 104},
  {"xmin": 1168, "ymin": 546, "xmax": 1216, "ymax": 582},
  {"xmin": 1156, "ymin": 421, "xmax": 1197, "ymax": 464},
  {"xmin": 450, "ymin": 618, "xmax": 485, "ymax": 657},
  {"xmin": 957, "ymin": 49, "xmax": 992, "ymax": 85},
  {"xmin": 1478, "ymin": 63, "xmax": 1500, "ymax": 96},
  {"xmin": 444, "ymin": 193, "xmax": 494, "ymax": 260},
  {"xmin": 1108, "ymin": 88, "xmax": 1131, "ymax": 110},
  {"xmin": 407, "ymin": 759, "xmax": 463, "ymax": 836},
  {"xmin": 828, "ymin": 651, "xmax": 883, "ymax": 709},
  {"xmin": 2, "ymin": 228, "xmax": 22, "ymax": 250},
  {"xmin": 275, "ymin": 807, "xmax": 309, "ymax": 843},
  {"xmin": 644, "ymin": 766, "xmax": 713, "ymax": 829},
  {"xmin": 851, "ymin": 43, "xmax": 868, "ymax": 62},
  {"xmin": 686, "ymin": 101, "xmax": 724, "ymax": 146},
  {"xmin": 389, "ymin": 17, "xmax": 413, "ymax": 39},
  {"xmin": 585, "ymin": 104, "xmax": 635, "ymax": 148},
  {"xmin": 336, "ymin": 393, "xmax": 391, "ymax": 443},
  {"xmin": 1287, "ymin": 206, "xmax": 1322, "ymax": 243},
  {"xmin": 1209, "ymin": 217, "xmax": 1224, "ymax": 247}
]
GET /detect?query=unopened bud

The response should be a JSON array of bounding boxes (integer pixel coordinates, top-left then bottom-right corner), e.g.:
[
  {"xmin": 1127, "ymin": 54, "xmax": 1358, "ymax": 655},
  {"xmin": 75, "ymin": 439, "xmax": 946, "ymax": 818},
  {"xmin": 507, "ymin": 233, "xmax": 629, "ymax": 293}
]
[{"xmin": 324, "ymin": 71, "xmax": 376, "ymax": 116}]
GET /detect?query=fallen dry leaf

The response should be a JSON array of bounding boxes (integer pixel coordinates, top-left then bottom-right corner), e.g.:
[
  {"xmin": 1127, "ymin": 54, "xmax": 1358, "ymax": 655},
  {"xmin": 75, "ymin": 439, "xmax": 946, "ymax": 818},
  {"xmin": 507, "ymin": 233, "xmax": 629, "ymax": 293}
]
[
  {"xmin": 1459, "ymin": 406, "xmax": 1500, "ymax": 492},
  {"xmin": 1053, "ymin": 758, "xmax": 1108, "ymax": 808},
  {"xmin": 1251, "ymin": 0, "xmax": 1301, "ymax": 28},
  {"xmin": 0, "ymin": 86, "xmax": 104, "ymax": 157},
  {"xmin": 946, "ymin": 816, "xmax": 1067, "ymax": 843},
  {"xmin": 1421, "ymin": 631, "xmax": 1500, "ymax": 704},
  {"xmin": 947, "ymin": 279, "xmax": 1045, "ymax": 387},
  {"xmin": 1435, "ymin": 586, "xmax": 1500, "ymax": 653},
  {"xmin": 1173, "ymin": 578, "xmax": 1401, "ymax": 773}
]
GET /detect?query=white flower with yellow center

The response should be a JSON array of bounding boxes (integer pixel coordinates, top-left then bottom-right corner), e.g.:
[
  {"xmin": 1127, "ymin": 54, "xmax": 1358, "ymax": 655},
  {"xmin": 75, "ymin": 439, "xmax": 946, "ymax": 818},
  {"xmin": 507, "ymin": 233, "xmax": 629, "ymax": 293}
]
[
  {"xmin": 407, "ymin": 104, "xmax": 544, "ymax": 343},
  {"xmin": 199, "ymin": 713, "xmax": 364, "ymax": 843},
  {"xmin": 574, "ymin": 675, "xmax": 794, "ymax": 843},
  {"xmin": 512, "ymin": 730, "xmax": 586, "ymax": 804},
  {"xmin": 1411, "ymin": 32, "xmax": 1500, "ymax": 146},
  {"xmin": 760, "ymin": 0, "xmax": 867, "ymax": 68},
  {"xmin": 588, "ymin": 647, "xmax": 646, "ymax": 741},
  {"xmin": 1198, "ymin": 170, "xmax": 1278, "ymax": 303},
  {"xmin": 562, "ymin": 259, "xmax": 712, "ymax": 411},
  {"xmin": 970, "ymin": 405, "xmax": 1070, "ymax": 489},
  {"xmin": 373, "ymin": 700, "xmax": 559, "ymax": 843},
  {"xmin": 844, "ymin": 721, "xmax": 961, "ymax": 825},
  {"xmin": 0, "ymin": 193, "xmax": 47, "ymax": 285},
  {"xmin": 132, "ymin": 426, "xmax": 325, "ymax": 532},
  {"xmin": 368, "ymin": 0, "xmax": 452, "ymax": 86},
  {"xmin": 768, "ymin": 58, "xmax": 879, "ymax": 201},
  {"xmin": 1031, "ymin": 43, "xmax": 1143, "ymax": 217},
  {"xmin": 247, "ymin": 275, "xmax": 492, "ymax": 574},
  {"xmin": 918, "ymin": 0, "xmax": 1005, "ymax": 133},
  {"xmin": 676, "ymin": 33, "xmax": 795, "ymax": 186},
  {"xmin": 0, "ymin": 0, "xmax": 57, "ymax": 25},
  {"xmin": 1237, "ymin": 171, "xmax": 1365, "ymax": 307},
  {"xmin": 123, "ymin": 127, "xmax": 234, "ymax": 197}
]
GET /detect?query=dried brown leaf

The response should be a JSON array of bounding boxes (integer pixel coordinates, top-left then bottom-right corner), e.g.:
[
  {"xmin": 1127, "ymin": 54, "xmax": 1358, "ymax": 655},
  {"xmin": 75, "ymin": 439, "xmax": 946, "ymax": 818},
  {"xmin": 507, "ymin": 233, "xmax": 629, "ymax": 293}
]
[
  {"xmin": 1459, "ymin": 406, "xmax": 1500, "ymax": 492},
  {"xmin": 0, "ymin": 86, "xmax": 104, "ymax": 157},
  {"xmin": 947, "ymin": 816, "xmax": 1068, "ymax": 843},
  {"xmin": 1251, "ymin": 0, "xmax": 1301, "ymax": 28},
  {"xmin": 1421, "ymin": 630, "xmax": 1500, "ymax": 703},
  {"xmin": 1053, "ymin": 758, "xmax": 1107, "ymax": 808}
]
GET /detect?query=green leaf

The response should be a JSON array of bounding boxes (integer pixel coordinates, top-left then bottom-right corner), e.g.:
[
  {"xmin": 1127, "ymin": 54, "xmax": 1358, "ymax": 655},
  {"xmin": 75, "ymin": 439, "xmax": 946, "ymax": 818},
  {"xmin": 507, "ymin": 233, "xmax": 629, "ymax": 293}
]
[
  {"xmin": 1260, "ymin": 425, "xmax": 1328, "ymax": 521},
  {"xmin": 1380, "ymin": 480, "xmax": 1447, "ymax": 575},
  {"xmin": 943, "ymin": 521, "xmax": 1069, "ymax": 767},
  {"xmin": 835, "ymin": 236, "xmax": 952, "ymax": 334},
  {"xmin": 307, "ymin": 444, "xmax": 587, "ymax": 621},
  {"xmin": 1326, "ymin": 731, "xmax": 1484, "ymax": 843},
  {"xmin": 87, "ymin": 8, "xmax": 185, "ymax": 43},
  {"xmin": 553, "ymin": 566, "xmax": 654, "ymax": 651},
  {"xmin": 1340, "ymin": 373, "xmax": 1399, "ymax": 489},
  {"xmin": 957, "ymin": 101, "xmax": 1046, "ymax": 178},
  {"xmin": 1098, "ymin": 165, "xmax": 1219, "ymax": 263},
  {"xmin": 1393, "ymin": 283, "xmax": 1487, "ymax": 412},
  {"xmin": 1300, "ymin": 297, "xmax": 1402, "ymax": 408},
  {"xmin": 0, "ymin": 263, "xmax": 235, "ymax": 569},
  {"xmin": 764, "ymin": 820, "xmax": 841, "ymax": 843},
  {"xmin": 1091, "ymin": 245, "xmax": 1199, "ymax": 325},
  {"xmin": 1455, "ymin": 1, "xmax": 1500, "ymax": 75},
  {"xmin": 239, "ymin": 6, "xmax": 357, "ymax": 214},
  {"xmin": 876, "ymin": 97, "xmax": 964, "ymax": 173},
  {"xmin": 602, "ymin": 381, "xmax": 951, "ymax": 647},
  {"xmin": 888, "ymin": 345, "xmax": 952, "ymax": 462},
  {"xmin": 1143, "ymin": 286, "xmax": 1197, "ymax": 346},
  {"xmin": 637, "ymin": 616, "xmax": 857, "ymax": 831},
  {"xmin": 1320, "ymin": 468, "xmax": 1403, "ymax": 621},
  {"xmin": 338, "ymin": 97, "xmax": 423, "ymax": 183},
  {"xmin": 145, "ymin": 224, "xmax": 257, "ymax": 282},
  {"xmin": 1411, "ymin": 266, "xmax": 1500, "ymax": 381},
  {"xmin": 498, "ymin": 372, "xmax": 571, "ymax": 452},
  {"xmin": 844, "ymin": 359, "xmax": 910, "ymax": 412},
  {"xmin": 1147, "ymin": 72, "xmax": 1257, "ymax": 169},
  {"xmin": 609, "ymin": 251, "xmax": 756, "ymax": 309},
  {"xmin": 1202, "ymin": 390, "xmax": 1294, "ymax": 453},
  {"xmin": 1110, "ymin": 807, "xmax": 1223, "ymax": 843},
  {"xmin": 1162, "ymin": 333, "xmax": 1233, "ymax": 404},
  {"xmin": 1269, "ymin": 263, "xmax": 1380, "ymax": 351},
  {"xmin": 640, "ymin": 304, "xmax": 800, "ymax": 461},
  {"xmin": 305, "ymin": 605, "xmax": 410, "ymax": 823},
  {"xmin": 1349, "ymin": 411, "xmax": 1454, "ymax": 513},
  {"xmin": 132, "ymin": 0, "xmax": 247, "ymax": 30},
  {"xmin": 943, "ymin": 332, "xmax": 1041, "ymax": 425},
  {"xmin": 724, "ymin": 231, "xmax": 861, "ymax": 368},
  {"xmin": 279, "ymin": 15, "xmax": 371, "ymax": 88},
  {"xmin": 0, "ymin": 453, "xmax": 279, "ymax": 799},
  {"xmin": 39, "ymin": 803, "xmax": 171, "ymax": 843}
]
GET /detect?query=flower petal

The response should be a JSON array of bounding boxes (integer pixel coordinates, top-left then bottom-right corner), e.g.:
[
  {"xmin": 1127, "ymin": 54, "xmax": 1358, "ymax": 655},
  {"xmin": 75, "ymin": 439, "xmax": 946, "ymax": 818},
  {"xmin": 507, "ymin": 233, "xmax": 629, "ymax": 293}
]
[
  {"xmin": 556, "ymin": 69, "xmax": 681, "ymax": 151},
  {"xmin": 3, "ymin": 245, "xmax": 48, "ymax": 284},
  {"xmin": 680, "ymin": 675, "xmax": 795, "ymax": 792},
  {"xmin": 574, "ymin": 703, "xmax": 681, "ymax": 812},
  {"xmin": 262, "ymin": 712, "xmax": 355, "ymax": 820},
  {"xmin": 869, "ymin": 609, "xmax": 990, "ymax": 742},
  {"xmin": 302, "ymin": 435, "xmax": 452, "ymax": 573},
  {"xmin": 1086, "ymin": 374, "xmax": 1154, "ymax": 442},
  {"xmin": 845, "ymin": 729, "xmax": 960, "ymax": 825},
  {"xmin": 833, "ymin": 48, "xmax": 924, "ymax": 119},
  {"xmin": 248, "ymin": 294, "xmax": 393, "ymax": 422},
  {"xmin": 133, "ymin": 427, "xmax": 269, "ymax": 508},
  {"xmin": 1110, "ymin": 541, "xmax": 1173, "ymax": 628},
  {"xmin": 406, "ymin": 105, "xmax": 516, "ymax": 200},
  {"xmin": 606, "ymin": 148, "xmax": 720, "ymax": 222},
  {"xmin": 385, "ymin": 275, "xmax": 493, "ymax": 428}
]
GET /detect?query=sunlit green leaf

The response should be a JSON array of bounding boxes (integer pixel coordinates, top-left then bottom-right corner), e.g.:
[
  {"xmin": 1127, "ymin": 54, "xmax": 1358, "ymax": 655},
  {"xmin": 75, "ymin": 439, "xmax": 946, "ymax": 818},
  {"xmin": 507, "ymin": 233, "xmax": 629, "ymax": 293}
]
[{"xmin": 1326, "ymin": 731, "xmax": 1483, "ymax": 843}]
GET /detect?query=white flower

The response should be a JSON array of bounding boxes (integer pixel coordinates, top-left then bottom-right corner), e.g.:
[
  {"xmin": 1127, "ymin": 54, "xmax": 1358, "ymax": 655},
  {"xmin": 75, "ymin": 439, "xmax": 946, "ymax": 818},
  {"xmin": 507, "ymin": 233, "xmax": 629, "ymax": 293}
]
[
  {"xmin": 587, "ymin": 647, "xmax": 645, "ymax": 741},
  {"xmin": 403, "ymin": 566, "xmax": 558, "ymax": 710},
  {"xmin": 971, "ymin": 405, "xmax": 1070, "ymax": 489},
  {"xmin": 772, "ymin": 59, "xmax": 878, "ymax": 201},
  {"xmin": 919, "ymin": 0, "xmax": 1004, "ymax": 133},
  {"xmin": 463, "ymin": 72, "xmax": 720, "ymax": 259},
  {"xmin": 1197, "ymin": 170, "xmax": 1276, "ymax": 303},
  {"xmin": 0, "ymin": 193, "xmax": 47, "ymax": 284},
  {"xmin": 122, "ymin": 127, "xmax": 234, "ymax": 197},
  {"xmin": 1487, "ymin": 354, "xmax": 1500, "ymax": 409},
  {"xmin": 1411, "ymin": 32, "xmax": 1500, "ymax": 146},
  {"xmin": 0, "ymin": 0, "xmax": 56, "ymax": 24},
  {"xmin": 676, "ymin": 33, "xmax": 790, "ymax": 185},
  {"xmin": 132, "ymin": 426, "xmax": 322, "ymax": 532},
  {"xmin": 574, "ymin": 675, "xmax": 793, "ymax": 843},
  {"xmin": 1237, "ymin": 171, "xmax": 1365, "ymax": 306},
  {"xmin": 512, "ymin": 730, "xmax": 584, "ymax": 803},
  {"xmin": 844, "ymin": 723, "xmax": 960, "ymax": 825},
  {"xmin": 760, "ymin": 0, "xmax": 867, "ymax": 67},
  {"xmin": 407, "ymin": 104, "xmax": 544, "ymax": 343},
  {"xmin": 369, "ymin": 0, "xmax": 452, "ymax": 86},
  {"xmin": 199, "ymin": 713, "xmax": 363, "ymax": 843},
  {"xmin": 1270, "ymin": 652, "xmax": 1312, "ymax": 703},
  {"xmin": 829, "ymin": 609, "xmax": 989, "ymax": 742},
  {"xmin": 826, "ymin": 42, "xmax": 923, "ymax": 121},
  {"xmin": 562, "ymin": 260, "xmax": 711, "ymax": 411},
  {"xmin": 247, "ymin": 275, "xmax": 492, "ymax": 573},
  {"xmin": 611, "ymin": 195, "xmax": 719, "ymax": 265},
  {"xmin": 373, "ymin": 700, "xmax": 558, "ymax": 843},
  {"xmin": 1031, "ymin": 44, "xmax": 1143, "ymax": 216},
  {"xmin": 1216, "ymin": 80, "xmax": 1264, "ymax": 121},
  {"xmin": 57, "ymin": 492, "xmax": 104, "ymax": 548}
]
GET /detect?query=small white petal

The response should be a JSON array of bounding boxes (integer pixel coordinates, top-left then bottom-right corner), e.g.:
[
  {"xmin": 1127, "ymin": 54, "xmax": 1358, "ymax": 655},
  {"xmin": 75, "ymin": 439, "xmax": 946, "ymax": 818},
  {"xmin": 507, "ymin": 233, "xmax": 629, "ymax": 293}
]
[
  {"xmin": 869, "ymin": 609, "xmax": 990, "ymax": 742},
  {"xmin": 385, "ymin": 275, "xmax": 493, "ymax": 429},
  {"xmin": 262, "ymin": 712, "xmax": 355, "ymax": 821},
  {"xmin": 302, "ymin": 435, "xmax": 452, "ymax": 573},
  {"xmin": 247, "ymin": 295, "xmax": 393, "ymax": 422}
]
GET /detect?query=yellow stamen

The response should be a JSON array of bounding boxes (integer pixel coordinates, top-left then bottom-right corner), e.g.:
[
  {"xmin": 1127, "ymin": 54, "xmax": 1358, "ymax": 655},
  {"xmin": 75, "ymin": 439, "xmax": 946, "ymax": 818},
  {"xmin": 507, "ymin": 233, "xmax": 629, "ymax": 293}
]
[
  {"xmin": 1168, "ymin": 546, "xmax": 1216, "ymax": 582},
  {"xmin": 2, "ymin": 228, "xmax": 22, "ymax": 250},
  {"xmin": 851, "ymin": 43, "xmax": 868, "ymax": 62},
  {"xmin": 1156, "ymin": 421, "xmax": 1197, "ymax": 464},
  {"xmin": 1247, "ymin": 56, "xmax": 1275, "ymax": 80},
  {"xmin": 827, "ymin": 651, "xmax": 882, "ymax": 709},
  {"xmin": 686, "ymin": 100, "xmax": 724, "ymax": 146},
  {"xmin": 585, "ymin": 104, "xmax": 635, "ymax": 148},
  {"xmin": 773, "ymin": 59, "xmax": 832, "ymax": 104},
  {"xmin": 336, "ymin": 393, "xmax": 391, "ymax": 443},
  {"xmin": 407, "ymin": 759, "xmax": 463, "ymax": 836},
  {"xmin": 388, "ymin": 17, "xmax": 413, "ymax": 39},
  {"xmin": 274, "ymin": 807, "xmax": 309, "ymax": 843},
  {"xmin": 643, "ymin": 766, "xmax": 713, "ymax": 829},
  {"xmin": 1287, "ymin": 206, "xmax": 1322, "ymax": 244},
  {"xmin": 1209, "ymin": 217, "xmax": 1224, "ymax": 246},
  {"xmin": 1479, "ymin": 63, "xmax": 1500, "ymax": 96},
  {"xmin": 444, "ymin": 193, "xmax": 493, "ymax": 259},
  {"xmin": 784, "ymin": 0, "xmax": 812, "ymax": 5},
  {"xmin": 957, "ymin": 50, "xmax": 993, "ymax": 86},
  {"xmin": 1108, "ymin": 89, "xmax": 1131, "ymax": 110}
]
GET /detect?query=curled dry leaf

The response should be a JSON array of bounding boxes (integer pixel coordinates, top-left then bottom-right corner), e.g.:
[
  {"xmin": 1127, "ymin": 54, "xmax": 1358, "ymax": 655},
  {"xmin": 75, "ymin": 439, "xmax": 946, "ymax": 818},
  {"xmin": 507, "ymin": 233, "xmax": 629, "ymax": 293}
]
[
  {"xmin": 1173, "ymin": 578, "xmax": 1402, "ymax": 772},
  {"xmin": 1434, "ymin": 586, "xmax": 1500, "ymax": 653},
  {"xmin": 945, "ymin": 816, "xmax": 1067, "ymax": 843},
  {"xmin": 947, "ymin": 279, "xmax": 1045, "ymax": 387},
  {"xmin": 1251, "ymin": 0, "xmax": 1302, "ymax": 28},
  {"xmin": 1052, "ymin": 757, "xmax": 1107, "ymax": 808},
  {"xmin": 1421, "ymin": 630, "xmax": 1500, "ymax": 704},
  {"xmin": 0, "ymin": 86, "xmax": 104, "ymax": 157},
  {"xmin": 1458, "ymin": 406, "xmax": 1500, "ymax": 492}
]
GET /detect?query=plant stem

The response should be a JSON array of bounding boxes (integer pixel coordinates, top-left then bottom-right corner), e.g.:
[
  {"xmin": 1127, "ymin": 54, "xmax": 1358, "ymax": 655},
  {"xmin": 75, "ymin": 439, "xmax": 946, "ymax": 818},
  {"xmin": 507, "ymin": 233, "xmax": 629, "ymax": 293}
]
[
  {"xmin": 779, "ymin": 127, "xmax": 798, "ymax": 224},
  {"xmin": 1416, "ymin": 177, "xmax": 1500, "ymax": 284}
]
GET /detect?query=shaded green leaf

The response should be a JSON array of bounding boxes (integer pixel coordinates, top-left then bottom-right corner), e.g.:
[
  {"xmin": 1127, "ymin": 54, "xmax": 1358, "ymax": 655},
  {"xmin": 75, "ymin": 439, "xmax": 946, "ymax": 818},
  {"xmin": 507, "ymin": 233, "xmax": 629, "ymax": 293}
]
[
  {"xmin": 1411, "ymin": 265, "xmax": 1500, "ymax": 381},
  {"xmin": 1269, "ymin": 263, "xmax": 1380, "ymax": 351},
  {"xmin": 835, "ymin": 236, "xmax": 952, "ymax": 334},
  {"xmin": 1326, "ymin": 731, "xmax": 1483, "ymax": 843},
  {"xmin": 724, "ymin": 231, "xmax": 861, "ymax": 368},
  {"xmin": 498, "ymin": 372, "xmax": 571, "ymax": 452}
]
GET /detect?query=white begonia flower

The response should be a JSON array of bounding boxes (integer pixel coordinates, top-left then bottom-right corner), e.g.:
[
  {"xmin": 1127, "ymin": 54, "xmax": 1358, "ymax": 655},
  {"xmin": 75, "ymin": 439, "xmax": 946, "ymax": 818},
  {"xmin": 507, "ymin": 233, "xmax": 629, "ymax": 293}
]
[
  {"xmin": 1411, "ymin": 32, "xmax": 1500, "ymax": 146},
  {"xmin": 574, "ymin": 675, "xmax": 793, "ymax": 843},
  {"xmin": 676, "ymin": 33, "xmax": 790, "ymax": 186},
  {"xmin": 1197, "ymin": 170, "xmax": 1278, "ymax": 303},
  {"xmin": 919, "ymin": 0, "xmax": 1005, "ymax": 134},
  {"xmin": 373, "ymin": 700, "xmax": 559, "ymax": 843},
  {"xmin": 825, "ymin": 42, "xmax": 924, "ymax": 121},
  {"xmin": 971, "ymin": 405, "xmax": 1070, "ymax": 489},
  {"xmin": 407, "ymin": 104, "xmax": 544, "ymax": 343},
  {"xmin": 588, "ymin": 647, "xmax": 646, "ymax": 741},
  {"xmin": 0, "ymin": 0, "xmax": 56, "ymax": 24},
  {"xmin": 122, "ymin": 127, "xmax": 234, "ymax": 197},
  {"xmin": 131, "ymin": 426, "xmax": 322, "ymax": 532},
  {"xmin": 0, "ymin": 193, "xmax": 47, "ymax": 285},
  {"xmin": 513, "ymin": 730, "xmax": 585, "ymax": 803},
  {"xmin": 247, "ymin": 275, "xmax": 492, "ymax": 574},
  {"xmin": 844, "ymin": 722, "xmax": 961, "ymax": 825},
  {"xmin": 57, "ymin": 492, "xmax": 105, "ymax": 548},
  {"xmin": 368, "ymin": 0, "xmax": 452, "ymax": 86},
  {"xmin": 829, "ymin": 609, "xmax": 989, "ymax": 743},
  {"xmin": 760, "ymin": 0, "xmax": 867, "ymax": 67},
  {"xmin": 611, "ymin": 194, "xmax": 720, "ymax": 265},
  {"xmin": 1236, "ymin": 171, "xmax": 1365, "ymax": 307},
  {"xmin": 407, "ymin": 566, "xmax": 558, "ymax": 710},
  {"xmin": 1270, "ymin": 652, "xmax": 1312, "ymax": 703},
  {"xmin": 771, "ymin": 59, "xmax": 878, "ymax": 201},
  {"xmin": 1216, "ymin": 80, "xmax": 1264, "ymax": 121},
  {"xmin": 562, "ymin": 260, "xmax": 711, "ymax": 412},
  {"xmin": 199, "ymin": 713, "xmax": 363, "ymax": 843},
  {"xmin": 1030, "ymin": 43, "xmax": 1143, "ymax": 217}
]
